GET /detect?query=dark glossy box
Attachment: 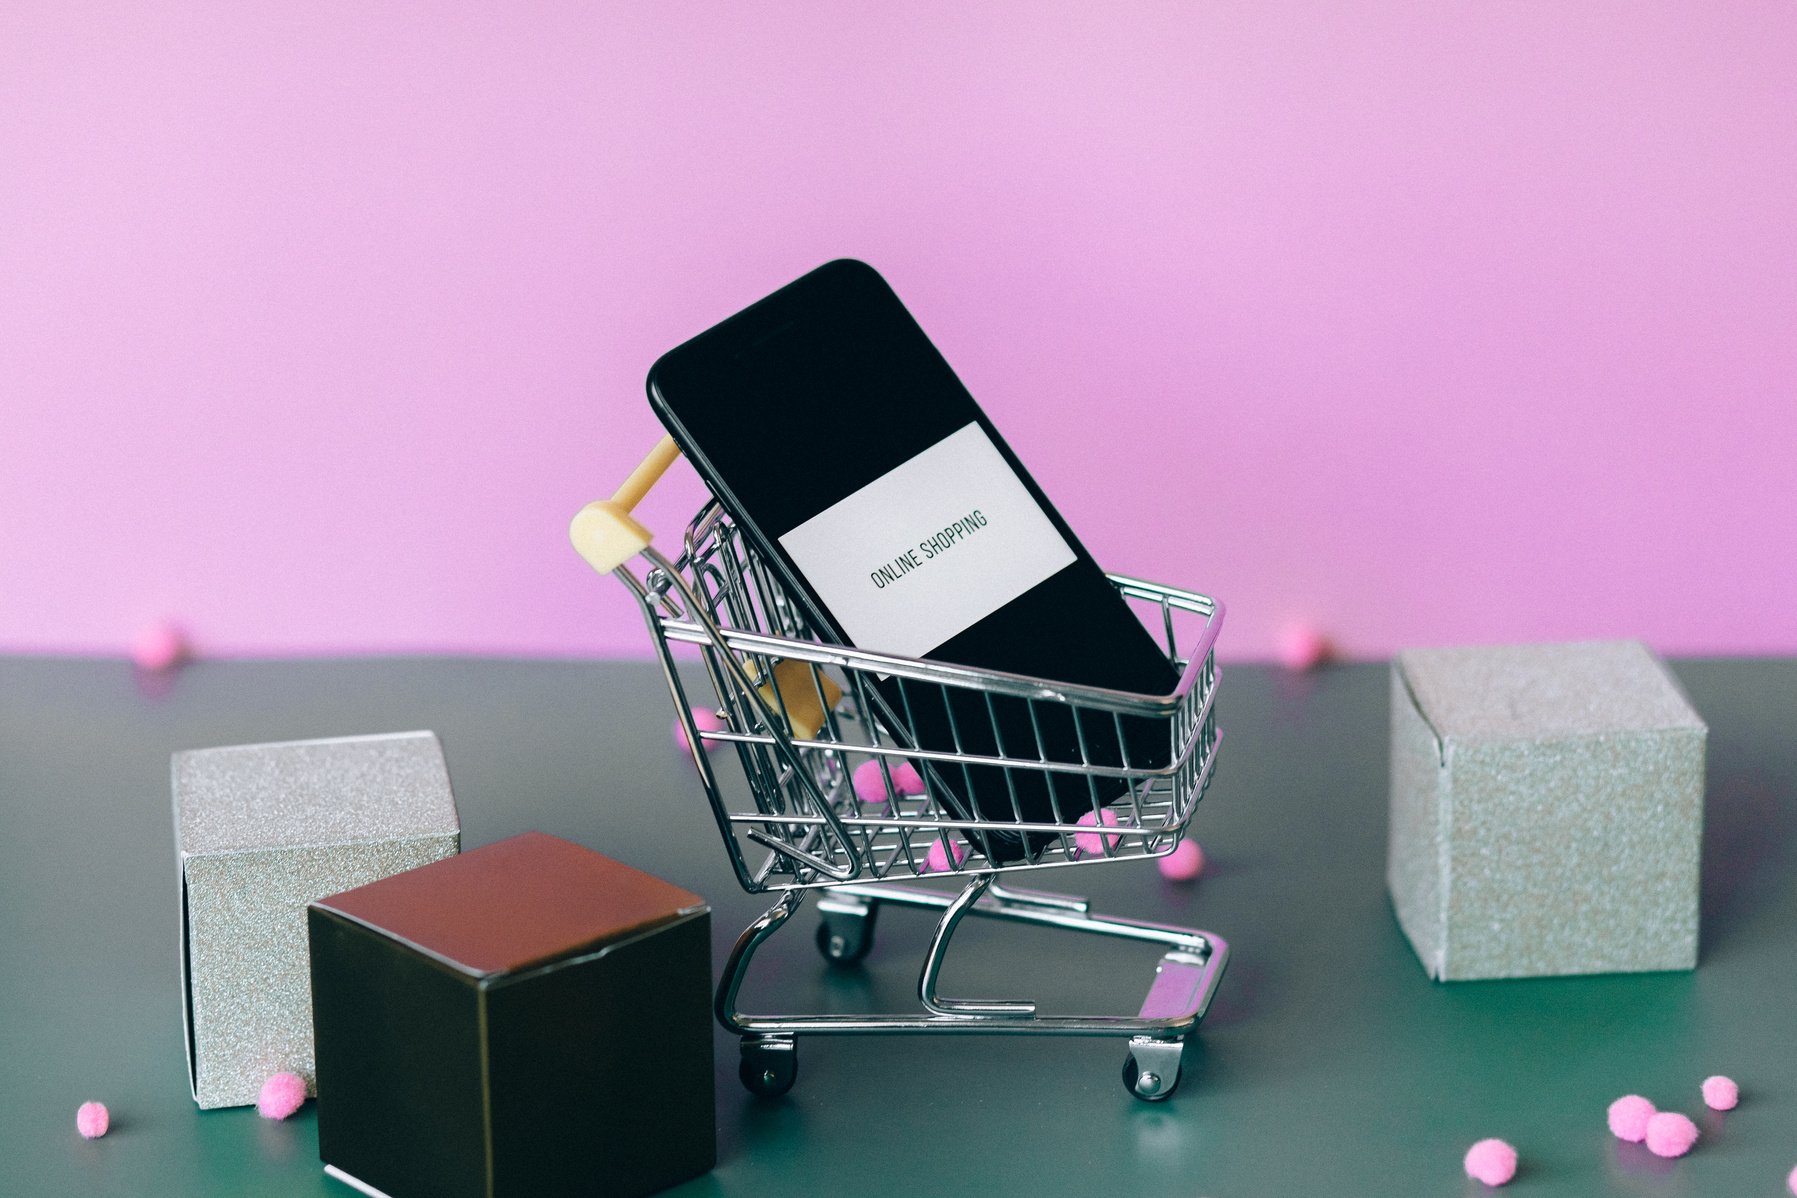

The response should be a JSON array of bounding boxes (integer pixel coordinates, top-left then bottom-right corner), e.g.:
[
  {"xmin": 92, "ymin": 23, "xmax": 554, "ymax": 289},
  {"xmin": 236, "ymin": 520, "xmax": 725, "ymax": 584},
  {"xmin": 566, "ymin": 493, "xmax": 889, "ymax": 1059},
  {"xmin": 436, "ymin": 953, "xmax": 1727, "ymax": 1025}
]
[{"xmin": 308, "ymin": 832, "xmax": 713, "ymax": 1198}]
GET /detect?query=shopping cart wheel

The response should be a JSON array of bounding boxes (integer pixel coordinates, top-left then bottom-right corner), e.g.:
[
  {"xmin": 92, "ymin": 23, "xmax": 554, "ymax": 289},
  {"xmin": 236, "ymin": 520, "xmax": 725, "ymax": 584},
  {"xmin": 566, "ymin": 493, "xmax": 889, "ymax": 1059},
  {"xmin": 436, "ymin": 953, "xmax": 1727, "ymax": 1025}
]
[
  {"xmin": 814, "ymin": 897, "xmax": 878, "ymax": 965},
  {"xmin": 1121, "ymin": 1037, "xmax": 1183, "ymax": 1102},
  {"xmin": 815, "ymin": 920, "xmax": 871, "ymax": 964},
  {"xmin": 739, "ymin": 1036, "xmax": 798, "ymax": 1097}
]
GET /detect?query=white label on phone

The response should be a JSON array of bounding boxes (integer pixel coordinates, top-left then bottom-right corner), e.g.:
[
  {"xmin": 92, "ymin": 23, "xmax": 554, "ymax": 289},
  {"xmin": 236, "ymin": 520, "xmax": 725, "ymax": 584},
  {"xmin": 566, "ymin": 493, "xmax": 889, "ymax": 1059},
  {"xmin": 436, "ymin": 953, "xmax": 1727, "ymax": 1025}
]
[{"xmin": 778, "ymin": 422, "xmax": 1077, "ymax": 660}]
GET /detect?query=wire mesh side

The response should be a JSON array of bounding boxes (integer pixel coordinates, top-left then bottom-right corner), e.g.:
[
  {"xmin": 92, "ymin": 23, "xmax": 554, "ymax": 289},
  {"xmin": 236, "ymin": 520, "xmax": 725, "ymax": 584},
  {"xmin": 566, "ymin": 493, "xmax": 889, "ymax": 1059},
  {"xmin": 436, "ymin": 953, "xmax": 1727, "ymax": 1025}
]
[{"xmin": 641, "ymin": 504, "xmax": 1222, "ymax": 894}]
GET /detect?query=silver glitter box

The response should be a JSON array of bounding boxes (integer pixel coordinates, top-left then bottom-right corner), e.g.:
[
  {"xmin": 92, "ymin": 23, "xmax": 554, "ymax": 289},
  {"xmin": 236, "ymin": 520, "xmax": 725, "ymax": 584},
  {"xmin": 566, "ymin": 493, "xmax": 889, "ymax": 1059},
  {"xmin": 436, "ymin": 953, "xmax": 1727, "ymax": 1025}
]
[
  {"xmin": 173, "ymin": 731, "xmax": 461, "ymax": 1108},
  {"xmin": 1388, "ymin": 641, "xmax": 1706, "ymax": 981}
]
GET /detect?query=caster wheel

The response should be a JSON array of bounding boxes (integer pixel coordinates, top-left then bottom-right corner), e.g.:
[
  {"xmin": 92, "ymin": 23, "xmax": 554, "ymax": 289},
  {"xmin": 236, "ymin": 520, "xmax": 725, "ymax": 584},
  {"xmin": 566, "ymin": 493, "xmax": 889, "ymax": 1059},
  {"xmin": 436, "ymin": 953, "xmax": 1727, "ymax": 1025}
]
[
  {"xmin": 739, "ymin": 1038, "xmax": 797, "ymax": 1097},
  {"xmin": 815, "ymin": 917, "xmax": 873, "ymax": 964},
  {"xmin": 1122, "ymin": 1052, "xmax": 1180, "ymax": 1102}
]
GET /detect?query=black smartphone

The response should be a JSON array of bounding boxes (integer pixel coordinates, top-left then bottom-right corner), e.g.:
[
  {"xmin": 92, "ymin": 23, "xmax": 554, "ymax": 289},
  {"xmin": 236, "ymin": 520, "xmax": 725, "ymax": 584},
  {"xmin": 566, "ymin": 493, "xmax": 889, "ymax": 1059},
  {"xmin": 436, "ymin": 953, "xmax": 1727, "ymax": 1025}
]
[{"xmin": 647, "ymin": 259, "xmax": 1176, "ymax": 862}]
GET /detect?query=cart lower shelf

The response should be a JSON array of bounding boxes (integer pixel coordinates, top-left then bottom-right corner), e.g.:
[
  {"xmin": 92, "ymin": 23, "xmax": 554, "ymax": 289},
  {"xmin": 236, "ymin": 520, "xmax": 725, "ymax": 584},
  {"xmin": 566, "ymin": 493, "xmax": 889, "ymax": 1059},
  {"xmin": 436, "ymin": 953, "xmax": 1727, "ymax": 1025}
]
[{"xmin": 719, "ymin": 873, "xmax": 1229, "ymax": 1101}]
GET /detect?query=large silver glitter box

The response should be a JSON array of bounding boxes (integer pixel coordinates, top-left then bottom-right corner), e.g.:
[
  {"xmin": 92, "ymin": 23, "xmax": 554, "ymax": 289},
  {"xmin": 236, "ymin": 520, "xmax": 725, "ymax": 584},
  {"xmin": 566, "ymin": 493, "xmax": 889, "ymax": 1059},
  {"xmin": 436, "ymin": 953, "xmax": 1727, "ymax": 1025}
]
[
  {"xmin": 173, "ymin": 731, "xmax": 461, "ymax": 1108},
  {"xmin": 1388, "ymin": 641, "xmax": 1706, "ymax": 981}
]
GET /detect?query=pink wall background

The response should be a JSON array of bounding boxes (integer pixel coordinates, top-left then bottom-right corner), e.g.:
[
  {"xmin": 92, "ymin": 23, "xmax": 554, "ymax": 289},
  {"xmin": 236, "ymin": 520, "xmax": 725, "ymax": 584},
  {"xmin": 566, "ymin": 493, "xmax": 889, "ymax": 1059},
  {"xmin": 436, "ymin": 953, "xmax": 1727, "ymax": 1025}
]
[{"xmin": 5, "ymin": 2, "xmax": 1795, "ymax": 662}]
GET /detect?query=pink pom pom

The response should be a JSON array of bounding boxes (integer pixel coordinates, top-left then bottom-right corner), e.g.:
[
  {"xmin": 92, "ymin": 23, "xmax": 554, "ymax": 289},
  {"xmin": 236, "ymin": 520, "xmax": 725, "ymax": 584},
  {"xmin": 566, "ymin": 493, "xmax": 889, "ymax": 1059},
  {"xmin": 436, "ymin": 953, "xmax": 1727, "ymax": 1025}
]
[
  {"xmin": 1701, "ymin": 1074, "xmax": 1738, "ymax": 1111},
  {"xmin": 1787, "ymin": 1162, "xmax": 1797, "ymax": 1196},
  {"xmin": 673, "ymin": 707, "xmax": 726, "ymax": 754},
  {"xmin": 75, "ymin": 1101, "xmax": 109, "ymax": 1139},
  {"xmin": 1276, "ymin": 622, "xmax": 1332, "ymax": 672},
  {"xmin": 1073, "ymin": 808, "xmax": 1122, "ymax": 856},
  {"xmin": 1607, "ymin": 1094, "xmax": 1656, "ymax": 1142},
  {"xmin": 853, "ymin": 758, "xmax": 924, "ymax": 803},
  {"xmin": 131, "ymin": 622, "xmax": 189, "ymax": 673},
  {"xmin": 1643, "ymin": 1111, "xmax": 1698, "ymax": 1159},
  {"xmin": 919, "ymin": 836, "xmax": 967, "ymax": 874},
  {"xmin": 1463, "ymin": 1138, "xmax": 1517, "ymax": 1187},
  {"xmin": 851, "ymin": 759, "xmax": 888, "ymax": 803},
  {"xmin": 1158, "ymin": 839, "xmax": 1205, "ymax": 882},
  {"xmin": 257, "ymin": 1072, "xmax": 307, "ymax": 1120},
  {"xmin": 891, "ymin": 761, "xmax": 925, "ymax": 795}
]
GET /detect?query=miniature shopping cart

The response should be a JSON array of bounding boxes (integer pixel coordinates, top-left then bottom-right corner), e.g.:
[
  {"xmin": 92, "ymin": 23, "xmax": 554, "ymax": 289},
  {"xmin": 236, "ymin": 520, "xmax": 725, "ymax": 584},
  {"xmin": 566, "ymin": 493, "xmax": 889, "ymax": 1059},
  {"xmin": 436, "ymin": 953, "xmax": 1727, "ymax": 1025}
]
[{"xmin": 570, "ymin": 436, "xmax": 1228, "ymax": 1101}]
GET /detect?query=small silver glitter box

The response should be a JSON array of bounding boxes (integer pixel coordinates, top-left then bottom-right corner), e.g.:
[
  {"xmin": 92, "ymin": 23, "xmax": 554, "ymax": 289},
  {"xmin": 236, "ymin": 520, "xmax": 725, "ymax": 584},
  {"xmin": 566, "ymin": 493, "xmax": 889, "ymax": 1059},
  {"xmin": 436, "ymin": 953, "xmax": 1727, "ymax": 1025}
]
[
  {"xmin": 173, "ymin": 731, "xmax": 461, "ymax": 1108},
  {"xmin": 1388, "ymin": 641, "xmax": 1706, "ymax": 981}
]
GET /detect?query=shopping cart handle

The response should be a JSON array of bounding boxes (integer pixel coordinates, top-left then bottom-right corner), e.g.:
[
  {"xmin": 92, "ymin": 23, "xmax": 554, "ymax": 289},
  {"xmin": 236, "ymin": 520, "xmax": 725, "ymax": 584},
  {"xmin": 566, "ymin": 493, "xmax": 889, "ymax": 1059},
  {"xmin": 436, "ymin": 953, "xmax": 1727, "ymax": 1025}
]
[{"xmin": 569, "ymin": 434, "xmax": 681, "ymax": 574}]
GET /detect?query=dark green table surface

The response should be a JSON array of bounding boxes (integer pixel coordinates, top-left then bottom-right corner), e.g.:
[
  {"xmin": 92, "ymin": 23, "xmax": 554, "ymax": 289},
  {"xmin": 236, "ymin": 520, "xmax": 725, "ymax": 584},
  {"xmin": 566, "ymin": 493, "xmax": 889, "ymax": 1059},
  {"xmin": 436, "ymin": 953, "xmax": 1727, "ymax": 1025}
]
[{"xmin": 3, "ymin": 657, "xmax": 1793, "ymax": 1197}]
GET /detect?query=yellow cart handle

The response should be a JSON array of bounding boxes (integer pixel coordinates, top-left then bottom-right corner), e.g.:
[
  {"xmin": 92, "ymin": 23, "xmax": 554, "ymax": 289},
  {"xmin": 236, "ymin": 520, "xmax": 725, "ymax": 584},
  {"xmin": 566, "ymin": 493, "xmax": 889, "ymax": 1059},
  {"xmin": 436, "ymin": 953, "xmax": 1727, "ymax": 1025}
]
[
  {"xmin": 570, "ymin": 434, "xmax": 844, "ymax": 736},
  {"xmin": 569, "ymin": 434, "xmax": 681, "ymax": 574}
]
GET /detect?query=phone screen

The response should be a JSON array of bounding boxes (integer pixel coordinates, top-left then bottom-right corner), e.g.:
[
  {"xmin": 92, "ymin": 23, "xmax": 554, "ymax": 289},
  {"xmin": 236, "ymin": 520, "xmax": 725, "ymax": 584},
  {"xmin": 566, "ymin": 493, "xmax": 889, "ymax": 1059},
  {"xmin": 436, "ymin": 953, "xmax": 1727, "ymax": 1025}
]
[{"xmin": 647, "ymin": 260, "xmax": 1176, "ymax": 861}]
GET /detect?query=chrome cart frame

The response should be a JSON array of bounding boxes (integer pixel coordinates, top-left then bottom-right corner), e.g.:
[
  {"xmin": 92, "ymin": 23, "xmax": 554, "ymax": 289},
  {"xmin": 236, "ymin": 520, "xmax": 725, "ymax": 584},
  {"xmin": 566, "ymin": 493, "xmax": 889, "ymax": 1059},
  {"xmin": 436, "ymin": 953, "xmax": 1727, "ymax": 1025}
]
[{"xmin": 590, "ymin": 485, "xmax": 1228, "ymax": 1102}]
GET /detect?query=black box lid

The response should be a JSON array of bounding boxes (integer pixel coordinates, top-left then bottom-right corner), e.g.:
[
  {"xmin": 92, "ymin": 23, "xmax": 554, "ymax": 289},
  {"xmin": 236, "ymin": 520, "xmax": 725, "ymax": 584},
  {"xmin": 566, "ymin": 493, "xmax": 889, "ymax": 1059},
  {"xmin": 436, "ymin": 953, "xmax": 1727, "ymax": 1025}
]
[{"xmin": 312, "ymin": 831, "xmax": 706, "ymax": 978}]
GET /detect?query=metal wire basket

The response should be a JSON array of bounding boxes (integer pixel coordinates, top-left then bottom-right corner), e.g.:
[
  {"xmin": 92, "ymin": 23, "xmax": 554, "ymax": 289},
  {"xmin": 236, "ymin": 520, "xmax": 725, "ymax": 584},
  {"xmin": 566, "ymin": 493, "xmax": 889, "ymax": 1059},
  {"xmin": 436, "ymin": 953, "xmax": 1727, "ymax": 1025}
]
[{"xmin": 575, "ymin": 438, "xmax": 1230, "ymax": 1101}]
